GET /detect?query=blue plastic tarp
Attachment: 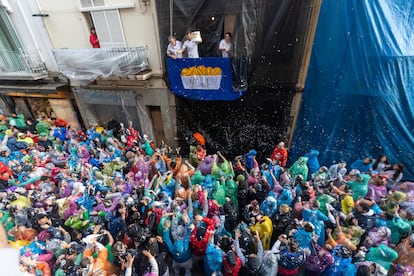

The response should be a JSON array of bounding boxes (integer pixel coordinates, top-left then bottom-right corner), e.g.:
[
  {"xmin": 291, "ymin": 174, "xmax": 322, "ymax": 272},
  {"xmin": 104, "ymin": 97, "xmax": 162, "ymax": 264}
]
[{"xmin": 290, "ymin": 0, "xmax": 414, "ymax": 179}]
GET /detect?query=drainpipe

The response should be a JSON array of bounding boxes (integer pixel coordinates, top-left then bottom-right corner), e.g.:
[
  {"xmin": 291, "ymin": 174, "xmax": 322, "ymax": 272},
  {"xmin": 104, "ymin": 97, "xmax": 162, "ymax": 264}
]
[
  {"xmin": 287, "ymin": 0, "xmax": 322, "ymax": 147},
  {"xmin": 169, "ymin": 0, "xmax": 173, "ymax": 37}
]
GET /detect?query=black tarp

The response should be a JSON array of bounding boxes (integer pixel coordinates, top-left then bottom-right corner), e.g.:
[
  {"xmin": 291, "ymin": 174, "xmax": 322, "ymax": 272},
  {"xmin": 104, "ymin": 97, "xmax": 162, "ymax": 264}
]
[{"xmin": 155, "ymin": 0, "xmax": 318, "ymax": 159}]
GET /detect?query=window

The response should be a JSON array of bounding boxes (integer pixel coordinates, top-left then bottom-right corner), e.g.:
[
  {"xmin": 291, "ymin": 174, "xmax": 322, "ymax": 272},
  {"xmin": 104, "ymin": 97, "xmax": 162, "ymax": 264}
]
[
  {"xmin": 0, "ymin": 6, "xmax": 25, "ymax": 71},
  {"xmin": 79, "ymin": 0, "xmax": 135, "ymax": 11},
  {"xmin": 91, "ymin": 9, "xmax": 125, "ymax": 48},
  {"xmin": 0, "ymin": 6, "xmax": 23, "ymax": 51},
  {"xmin": 80, "ymin": 0, "xmax": 105, "ymax": 8}
]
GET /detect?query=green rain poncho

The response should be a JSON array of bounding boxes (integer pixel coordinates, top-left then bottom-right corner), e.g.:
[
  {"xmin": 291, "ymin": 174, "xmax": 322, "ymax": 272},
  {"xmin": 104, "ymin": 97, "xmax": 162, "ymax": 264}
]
[
  {"xmin": 112, "ymin": 160, "xmax": 126, "ymax": 172},
  {"xmin": 100, "ymin": 132, "xmax": 114, "ymax": 146},
  {"xmin": 191, "ymin": 170, "xmax": 205, "ymax": 185},
  {"xmin": 64, "ymin": 209, "xmax": 91, "ymax": 231},
  {"xmin": 388, "ymin": 216, "xmax": 412, "ymax": 244},
  {"xmin": 189, "ymin": 146, "xmax": 200, "ymax": 167},
  {"xmin": 366, "ymin": 243, "xmax": 398, "ymax": 270},
  {"xmin": 211, "ymin": 160, "xmax": 222, "ymax": 180},
  {"xmin": 289, "ymin": 156, "xmax": 309, "ymax": 180},
  {"xmin": 347, "ymin": 174, "xmax": 371, "ymax": 201},
  {"xmin": 312, "ymin": 170, "xmax": 328, "ymax": 181},
  {"xmin": 220, "ymin": 160, "xmax": 234, "ymax": 178},
  {"xmin": 317, "ymin": 194, "xmax": 336, "ymax": 215},
  {"xmin": 35, "ymin": 120, "xmax": 51, "ymax": 134},
  {"xmin": 213, "ymin": 179, "xmax": 227, "ymax": 206},
  {"xmin": 1, "ymin": 210, "xmax": 15, "ymax": 240},
  {"xmin": 212, "ymin": 158, "xmax": 235, "ymax": 180},
  {"xmin": 9, "ymin": 114, "xmax": 26, "ymax": 129},
  {"xmin": 141, "ymin": 139, "xmax": 154, "ymax": 156},
  {"xmin": 225, "ymin": 178, "xmax": 238, "ymax": 210}
]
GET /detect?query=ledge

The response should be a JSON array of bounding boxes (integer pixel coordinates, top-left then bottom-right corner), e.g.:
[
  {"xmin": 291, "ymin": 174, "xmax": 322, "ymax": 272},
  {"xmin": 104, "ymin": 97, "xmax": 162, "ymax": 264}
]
[{"xmin": 79, "ymin": 3, "xmax": 135, "ymax": 12}]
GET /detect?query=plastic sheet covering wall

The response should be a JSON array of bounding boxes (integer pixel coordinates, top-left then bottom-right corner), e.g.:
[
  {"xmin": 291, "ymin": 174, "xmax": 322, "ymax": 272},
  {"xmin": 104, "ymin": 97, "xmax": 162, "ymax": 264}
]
[
  {"xmin": 156, "ymin": 0, "xmax": 318, "ymax": 158},
  {"xmin": 74, "ymin": 89, "xmax": 155, "ymax": 140},
  {"xmin": 53, "ymin": 48, "xmax": 149, "ymax": 82},
  {"xmin": 290, "ymin": 0, "xmax": 414, "ymax": 179}
]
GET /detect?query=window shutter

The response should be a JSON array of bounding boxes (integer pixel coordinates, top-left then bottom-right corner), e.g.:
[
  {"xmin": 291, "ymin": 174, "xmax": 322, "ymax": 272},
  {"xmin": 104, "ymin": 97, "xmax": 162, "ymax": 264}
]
[
  {"xmin": 92, "ymin": 0, "xmax": 105, "ymax": 7},
  {"xmin": 91, "ymin": 9, "xmax": 125, "ymax": 48},
  {"xmin": 80, "ymin": 0, "xmax": 92, "ymax": 8},
  {"xmin": 80, "ymin": 0, "xmax": 104, "ymax": 8},
  {"xmin": 104, "ymin": 10, "xmax": 125, "ymax": 48}
]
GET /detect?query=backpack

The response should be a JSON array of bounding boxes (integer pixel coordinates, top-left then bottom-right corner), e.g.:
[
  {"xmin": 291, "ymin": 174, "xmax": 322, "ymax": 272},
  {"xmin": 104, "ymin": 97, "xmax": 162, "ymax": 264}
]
[
  {"xmin": 239, "ymin": 231, "xmax": 255, "ymax": 255},
  {"xmin": 279, "ymin": 247, "xmax": 305, "ymax": 270},
  {"xmin": 240, "ymin": 256, "xmax": 260, "ymax": 275},
  {"xmin": 238, "ymin": 188, "xmax": 248, "ymax": 200},
  {"xmin": 356, "ymin": 212, "xmax": 376, "ymax": 230},
  {"xmin": 259, "ymin": 251, "xmax": 278, "ymax": 275},
  {"xmin": 305, "ymin": 242, "xmax": 333, "ymax": 272}
]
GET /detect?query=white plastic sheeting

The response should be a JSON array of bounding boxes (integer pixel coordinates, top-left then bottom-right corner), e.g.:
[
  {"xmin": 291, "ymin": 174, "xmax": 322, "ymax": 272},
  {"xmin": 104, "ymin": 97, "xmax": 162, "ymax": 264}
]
[
  {"xmin": 53, "ymin": 47, "xmax": 149, "ymax": 82},
  {"xmin": 74, "ymin": 89, "xmax": 155, "ymax": 141}
]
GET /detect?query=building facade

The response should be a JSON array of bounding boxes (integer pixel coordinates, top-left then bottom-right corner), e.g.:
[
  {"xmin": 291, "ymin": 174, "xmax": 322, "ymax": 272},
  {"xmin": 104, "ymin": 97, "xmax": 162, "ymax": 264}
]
[{"xmin": 0, "ymin": 0, "xmax": 177, "ymax": 146}]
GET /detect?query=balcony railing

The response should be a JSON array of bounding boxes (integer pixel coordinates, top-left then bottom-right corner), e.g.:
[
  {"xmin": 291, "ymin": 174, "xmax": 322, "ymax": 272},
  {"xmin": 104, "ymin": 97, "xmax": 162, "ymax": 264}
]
[
  {"xmin": 53, "ymin": 47, "xmax": 149, "ymax": 82},
  {"xmin": 0, "ymin": 50, "xmax": 48, "ymax": 80}
]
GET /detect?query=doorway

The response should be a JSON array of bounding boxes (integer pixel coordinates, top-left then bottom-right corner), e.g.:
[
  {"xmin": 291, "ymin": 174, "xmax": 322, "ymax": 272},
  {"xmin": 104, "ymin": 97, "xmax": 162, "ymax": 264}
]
[{"xmin": 149, "ymin": 106, "xmax": 165, "ymax": 146}]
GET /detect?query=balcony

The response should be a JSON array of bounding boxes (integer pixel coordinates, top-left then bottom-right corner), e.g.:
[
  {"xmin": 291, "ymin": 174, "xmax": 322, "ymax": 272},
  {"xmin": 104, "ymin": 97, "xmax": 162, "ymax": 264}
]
[
  {"xmin": 0, "ymin": 50, "xmax": 48, "ymax": 80},
  {"xmin": 53, "ymin": 47, "xmax": 150, "ymax": 82}
]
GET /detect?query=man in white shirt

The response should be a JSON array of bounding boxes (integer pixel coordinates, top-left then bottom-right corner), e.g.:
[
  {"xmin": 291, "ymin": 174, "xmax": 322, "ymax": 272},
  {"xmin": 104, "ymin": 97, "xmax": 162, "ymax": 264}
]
[
  {"xmin": 181, "ymin": 31, "xmax": 200, "ymax": 58},
  {"xmin": 167, "ymin": 36, "xmax": 183, "ymax": 59},
  {"xmin": 219, "ymin": 32, "xmax": 232, "ymax": 58}
]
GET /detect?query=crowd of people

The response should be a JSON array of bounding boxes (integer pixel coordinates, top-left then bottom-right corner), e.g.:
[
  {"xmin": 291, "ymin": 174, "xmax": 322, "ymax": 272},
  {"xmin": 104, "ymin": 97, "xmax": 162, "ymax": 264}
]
[{"xmin": 0, "ymin": 112, "xmax": 413, "ymax": 276}]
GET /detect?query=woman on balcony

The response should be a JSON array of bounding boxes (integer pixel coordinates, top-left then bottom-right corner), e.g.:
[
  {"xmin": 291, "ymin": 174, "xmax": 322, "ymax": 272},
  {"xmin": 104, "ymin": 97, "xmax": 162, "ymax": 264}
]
[{"xmin": 89, "ymin": 27, "xmax": 100, "ymax": 48}]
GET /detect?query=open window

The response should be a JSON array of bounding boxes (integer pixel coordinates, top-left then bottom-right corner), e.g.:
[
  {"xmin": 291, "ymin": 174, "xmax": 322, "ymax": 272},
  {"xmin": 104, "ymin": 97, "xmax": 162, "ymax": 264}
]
[{"xmin": 90, "ymin": 10, "xmax": 126, "ymax": 48}]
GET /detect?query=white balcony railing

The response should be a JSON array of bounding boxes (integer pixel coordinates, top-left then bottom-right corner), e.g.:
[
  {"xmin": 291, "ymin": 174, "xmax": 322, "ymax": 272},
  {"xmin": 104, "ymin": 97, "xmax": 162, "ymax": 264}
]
[
  {"xmin": 53, "ymin": 47, "xmax": 149, "ymax": 82},
  {"xmin": 0, "ymin": 49, "xmax": 48, "ymax": 80}
]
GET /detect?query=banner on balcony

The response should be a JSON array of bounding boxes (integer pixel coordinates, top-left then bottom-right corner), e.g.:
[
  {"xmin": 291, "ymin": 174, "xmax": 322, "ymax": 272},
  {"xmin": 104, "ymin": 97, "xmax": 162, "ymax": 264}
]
[{"xmin": 167, "ymin": 57, "xmax": 246, "ymax": 101}]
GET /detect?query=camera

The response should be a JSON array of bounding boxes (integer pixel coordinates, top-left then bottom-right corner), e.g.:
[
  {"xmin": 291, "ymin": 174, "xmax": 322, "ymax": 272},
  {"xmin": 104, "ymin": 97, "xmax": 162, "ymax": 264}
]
[
  {"xmin": 6, "ymin": 193, "xmax": 17, "ymax": 202},
  {"xmin": 120, "ymin": 248, "xmax": 138, "ymax": 258},
  {"xmin": 128, "ymin": 224, "xmax": 150, "ymax": 243}
]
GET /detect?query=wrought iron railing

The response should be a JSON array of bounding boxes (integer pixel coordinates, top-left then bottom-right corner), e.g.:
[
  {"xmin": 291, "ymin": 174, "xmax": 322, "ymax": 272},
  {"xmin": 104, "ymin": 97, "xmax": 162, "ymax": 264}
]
[{"xmin": 0, "ymin": 49, "xmax": 47, "ymax": 75}]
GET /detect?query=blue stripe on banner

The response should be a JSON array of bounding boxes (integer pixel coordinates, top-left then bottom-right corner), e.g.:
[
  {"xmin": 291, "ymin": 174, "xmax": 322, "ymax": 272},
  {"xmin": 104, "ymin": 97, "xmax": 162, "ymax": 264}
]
[{"xmin": 167, "ymin": 57, "xmax": 246, "ymax": 101}]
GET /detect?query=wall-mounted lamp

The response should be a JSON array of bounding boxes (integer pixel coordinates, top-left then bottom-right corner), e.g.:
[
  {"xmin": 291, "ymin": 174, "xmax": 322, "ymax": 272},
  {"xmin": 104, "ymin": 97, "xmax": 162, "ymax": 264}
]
[
  {"xmin": 141, "ymin": 0, "xmax": 150, "ymax": 6},
  {"xmin": 32, "ymin": 14, "xmax": 49, "ymax": 17}
]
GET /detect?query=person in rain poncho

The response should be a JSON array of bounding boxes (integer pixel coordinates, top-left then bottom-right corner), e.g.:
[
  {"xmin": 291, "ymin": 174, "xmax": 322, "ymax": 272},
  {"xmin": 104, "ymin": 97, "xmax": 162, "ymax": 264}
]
[
  {"xmin": 346, "ymin": 170, "xmax": 371, "ymax": 201},
  {"xmin": 250, "ymin": 214, "xmax": 273, "ymax": 250},
  {"xmin": 305, "ymin": 149, "xmax": 320, "ymax": 178},
  {"xmin": 289, "ymin": 156, "xmax": 309, "ymax": 181}
]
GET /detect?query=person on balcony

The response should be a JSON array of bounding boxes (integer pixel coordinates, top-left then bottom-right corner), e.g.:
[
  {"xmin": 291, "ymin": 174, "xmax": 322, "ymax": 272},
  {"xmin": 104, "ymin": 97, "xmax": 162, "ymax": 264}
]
[
  {"xmin": 180, "ymin": 31, "xmax": 200, "ymax": 58},
  {"xmin": 89, "ymin": 27, "xmax": 100, "ymax": 48},
  {"xmin": 219, "ymin": 32, "xmax": 233, "ymax": 58},
  {"xmin": 167, "ymin": 36, "xmax": 183, "ymax": 59}
]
